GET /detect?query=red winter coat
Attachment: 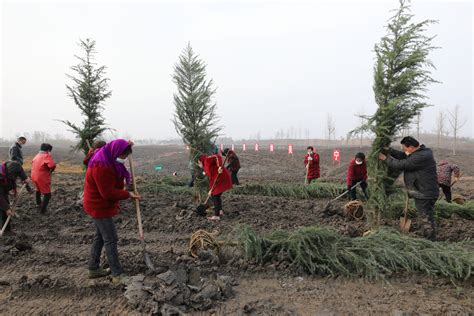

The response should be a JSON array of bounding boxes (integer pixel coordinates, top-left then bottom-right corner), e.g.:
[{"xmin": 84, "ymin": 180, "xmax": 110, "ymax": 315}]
[
  {"xmin": 31, "ymin": 152, "xmax": 56, "ymax": 194},
  {"xmin": 83, "ymin": 165, "xmax": 130, "ymax": 218},
  {"xmin": 201, "ymin": 154, "xmax": 233, "ymax": 196},
  {"xmin": 304, "ymin": 153, "xmax": 320, "ymax": 179},
  {"xmin": 346, "ymin": 159, "xmax": 368, "ymax": 186}
]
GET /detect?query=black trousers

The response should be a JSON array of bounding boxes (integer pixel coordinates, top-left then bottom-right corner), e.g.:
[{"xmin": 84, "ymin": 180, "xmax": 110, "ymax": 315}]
[
  {"xmin": 36, "ymin": 191, "xmax": 52, "ymax": 213},
  {"xmin": 439, "ymin": 184, "xmax": 452, "ymax": 203},
  {"xmin": 211, "ymin": 193, "xmax": 222, "ymax": 216},
  {"xmin": 0, "ymin": 194, "xmax": 11, "ymax": 232},
  {"xmin": 349, "ymin": 181, "xmax": 369, "ymax": 200},
  {"xmin": 231, "ymin": 170, "xmax": 240, "ymax": 185},
  {"xmin": 414, "ymin": 198, "xmax": 437, "ymax": 240}
]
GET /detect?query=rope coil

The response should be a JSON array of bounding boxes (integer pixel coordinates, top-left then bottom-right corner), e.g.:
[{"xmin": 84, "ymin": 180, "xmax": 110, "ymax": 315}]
[
  {"xmin": 344, "ymin": 201, "xmax": 365, "ymax": 220},
  {"xmin": 189, "ymin": 229, "xmax": 221, "ymax": 258}
]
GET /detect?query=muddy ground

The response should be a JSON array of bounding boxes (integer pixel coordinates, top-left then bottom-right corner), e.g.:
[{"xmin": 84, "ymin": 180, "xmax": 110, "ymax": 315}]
[{"xmin": 0, "ymin": 145, "xmax": 473, "ymax": 315}]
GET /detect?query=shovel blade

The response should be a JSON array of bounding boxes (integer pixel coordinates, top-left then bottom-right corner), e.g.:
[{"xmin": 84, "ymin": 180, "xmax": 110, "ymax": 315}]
[
  {"xmin": 399, "ymin": 216, "xmax": 412, "ymax": 232},
  {"xmin": 144, "ymin": 252, "xmax": 155, "ymax": 271},
  {"xmin": 196, "ymin": 204, "xmax": 208, "ymax": 216}
]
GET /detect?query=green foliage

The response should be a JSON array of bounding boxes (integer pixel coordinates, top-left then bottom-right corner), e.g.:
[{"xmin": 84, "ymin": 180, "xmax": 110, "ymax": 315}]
[
  {"xmin": 172, "ymin": 43, "xmax": 221, "ymax": 200},
  {"xmin": 239, "ymin": 226, "xmax": 473, "ymax": 281},
  {"xmin": 355, "ymin": 0, "xmax": 438, "ymax": 227},
  {"xmin": 386, "ymin": 199, "xmax": 474, "ymax": 220},
  {"xmin": 60, "ymin": 39, "xmax": 112, "ymax": 155},
  {"xmin": 232, "ymin": 182, "xmax": 345, "ymax": 199}
]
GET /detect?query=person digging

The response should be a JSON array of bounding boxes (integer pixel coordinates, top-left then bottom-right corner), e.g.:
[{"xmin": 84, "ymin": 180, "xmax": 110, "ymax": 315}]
[
  {"xmin": 346, "ymin": 152, "xmax": 369, "ymax": 201},
  {"xmin": 0, "ymin": 161, "xmax": 33, "ymax": 236},
  {"xmin": 197, "ymin": 153, "xmax": 233, "ymax": 221},
  {"xmin": 31, "ymin": 143, "xmax": 56, "ymax": 214},
  {"xmin": 378, "ymin": 136, "xmax": 439, "ymax": 241},
  {"xmin": 437, "ymin": 160, "xmax": 460, "ymax": 203},
  {"xmin": 83, "ymin": 139, "xmax": 141, "ymax": 283}
]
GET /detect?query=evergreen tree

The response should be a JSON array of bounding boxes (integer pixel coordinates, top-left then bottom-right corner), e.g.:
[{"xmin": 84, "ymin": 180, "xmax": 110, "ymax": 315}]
[
  {"xmin": 358, "ymin": 0, "xmax": 438, "ymax": 227},
  {"xmin": 61, "ymin": 39, "xmax": 111, "ymax": 155},
  {"xmin": 172, "ymin": 43, "xmax": 221, "ymax": 200}
]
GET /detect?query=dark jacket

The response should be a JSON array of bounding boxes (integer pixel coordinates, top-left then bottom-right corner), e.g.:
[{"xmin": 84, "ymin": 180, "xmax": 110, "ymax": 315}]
[
  {"xmin": 225, "ymin": 150, "xmax": 241, "ymax": 172},
  {"xmin": 9, "ymin": 142, "xmax": 24, "ymax": 165},
  {"xmin": 386, "ymin": 145, "xmax": 439, "ymax": 200},
  {"xmin": 0, "ymin": 161, "xmax": 29, "ymax": 211}
]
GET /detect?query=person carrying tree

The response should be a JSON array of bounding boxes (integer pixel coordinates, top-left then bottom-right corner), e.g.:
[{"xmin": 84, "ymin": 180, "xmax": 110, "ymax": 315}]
[
  {"xmin": 222, "ymin": 148, "xmax": 241, "ymax": 185},
  {"xmin": 0, "ymin": 161, "xmax": 33, "ymax": 235},
  {"xmin": 378, "ymin": 136, "xmax": 439, "ymax": 240},
  {"xmin": 83, "ymin": 139, "xmax": 141, "ymax": 283},
  {"xmin": 31, "ymin": 143, "xmax": 56, "ymax": 214},
  {"xmin": 346, "ymin": 152, "xmax": 369, "ymax": 200},
  {"xmin": 437, "ymin": 160, "xmax": 460, "ymax": 203},
  {"xmin": 9, "ymin": 136, "xmax": 27, "ymax": 166},
  {"xmin": 198, "ymin": 153, "xmax": 233, "ymax": 221},
  {"xmin": 304, "ymin": 146, "xmax": 320, "ymax": 184},
  {"xmin": 84, "ymin": 140, "xmax": 106, "ymax": 167}
]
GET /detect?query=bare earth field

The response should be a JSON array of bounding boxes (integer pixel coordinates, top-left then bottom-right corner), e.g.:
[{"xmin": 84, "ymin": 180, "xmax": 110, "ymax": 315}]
[{"xmin": 0, "ymin": 145, "xmax": 473, "ymax": 315}]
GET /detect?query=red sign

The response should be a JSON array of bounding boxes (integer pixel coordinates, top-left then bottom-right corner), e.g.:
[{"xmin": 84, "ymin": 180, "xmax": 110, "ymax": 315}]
[
  {"xmin": 254, "ymin": 143, "xmax": 259, "ymax": 151},
  {"xmin": 288, "ymin": 144, "xmax": 293, "ymax": 155},
  {"xmin": 220, "ymin": 144, "xmax": 224, "ymax": 152},
  {"xmin": 231, "ymin": 144, "xmax": 235, "ymax": 151},
  {"xmin": 269, "ymin": 143, "xmax": 274, "ymax": 152},
  {"xmin": 333, "ymin": 149, "xmax": 340, "ymax": 161},
  {"xmin": 242, "ymin": 144, "xmax": 246, "ymax": 151}
]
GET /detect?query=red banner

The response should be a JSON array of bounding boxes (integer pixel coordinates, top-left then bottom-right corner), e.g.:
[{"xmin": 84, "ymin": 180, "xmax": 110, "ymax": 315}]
[
  {"xmin": 333, "ymin": 149, "xmax": 340, "ymax": 161},
  {"xmin": 254, "ymin": 143, "xmax": 259, "ymax": 151},
  {"xmin": 288, "ymin": 144, "xmax": 293, "ymax": 155},
  {"xmin": 269, "ymin": 143, "xmax": 274, "ymax": 152}
]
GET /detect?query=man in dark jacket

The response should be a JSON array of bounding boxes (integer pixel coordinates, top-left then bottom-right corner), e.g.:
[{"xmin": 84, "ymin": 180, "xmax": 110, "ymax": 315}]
[
  {"xmin": 0, "ymin": 161, "xmax": 33, "ymax": 235},
  {"xmin": 378, "ymin": 136, "xmax": 439, "ymax": 240},
  {"xmin": 9, "ymin": 137, "xmax": 27, "ymax": 166},
  {"xmin": 223, "ymin": 148, "xmax": 241, "ymax": 185}
]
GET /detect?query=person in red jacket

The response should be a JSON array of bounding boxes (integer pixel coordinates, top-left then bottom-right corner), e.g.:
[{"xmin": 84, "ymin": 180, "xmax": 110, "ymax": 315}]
[
  {"xmin": 84, "ymin": 139, "xmax": 140, "ymax": 283},
  {"xmin": 223, "ymin": 148, "xmax": 241, "ymax": 185},
  {"xmin": 304, "ymin": 146, "xmax": 320, "ymax": 184},
  {"xmin": 346, "ymin": 152, "xmax": 369, "ymax": 200},
  {"xmin": 198, "ymin": 154, "xmax": 233, "ymax": 221},
  {"xmin": 83, "ymin": 140, "xmax": 106, "ymax": 167},
  {"xmin": 31, "ymin": 143, "xmax": 56, "ymax": 214}
]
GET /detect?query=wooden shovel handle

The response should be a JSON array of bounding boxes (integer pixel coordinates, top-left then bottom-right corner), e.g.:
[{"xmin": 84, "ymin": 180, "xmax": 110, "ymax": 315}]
[{"xmin": 129, "ymin": 155, "xmax": 144, "ymax": 240}]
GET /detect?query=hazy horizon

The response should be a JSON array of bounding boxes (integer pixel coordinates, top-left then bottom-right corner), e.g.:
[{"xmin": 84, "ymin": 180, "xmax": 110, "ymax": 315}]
[{"xmin": 1, "ymin": 0, "xmax": 473, "ymax": 141}]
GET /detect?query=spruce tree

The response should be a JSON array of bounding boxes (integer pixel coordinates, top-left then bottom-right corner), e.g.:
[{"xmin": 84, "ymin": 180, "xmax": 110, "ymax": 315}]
[
  {"xmin": 172, "ymin": 43, "xmax": 221, "ymax": 201},
  {"xmin": 61, "ymin": 39, "xmax": 111, "ymax": 155},
  {"xmin": 361, "ymin": 0, "xmax": 438, "ymax": 227}
]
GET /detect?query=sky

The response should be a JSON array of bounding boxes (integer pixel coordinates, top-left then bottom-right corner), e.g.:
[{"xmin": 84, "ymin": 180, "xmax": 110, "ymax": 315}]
[{"xmin": 1, "ymin": 0, "xmax": 473, "ymax": 141}]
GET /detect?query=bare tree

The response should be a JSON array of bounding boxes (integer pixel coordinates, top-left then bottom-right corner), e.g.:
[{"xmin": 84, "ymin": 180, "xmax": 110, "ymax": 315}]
[
  {"xmin": 447, "ymin": 104, "xmax": 467, "ymax": 155},
  {"xmin": 326, "ymin": 113, "xmax": 336, "ymax": 142},
  {"xmin": 435, "ymin": 111, "xmax": 445, "ymax": 148},
  {"xmin": 414, "ymin": 113, "xmax": 422, "ymax": 139}
]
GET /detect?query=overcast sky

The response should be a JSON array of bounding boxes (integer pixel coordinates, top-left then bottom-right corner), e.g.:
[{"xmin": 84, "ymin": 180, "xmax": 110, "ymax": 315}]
[{"xmin": 1, "ymin": 0, "xmax": 472, "ymax": 141}]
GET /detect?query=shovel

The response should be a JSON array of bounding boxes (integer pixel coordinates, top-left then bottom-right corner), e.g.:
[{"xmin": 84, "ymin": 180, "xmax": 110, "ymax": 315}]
[
  {"xmin": 323, "ymin": 181, "xmax": 361, "ymax": 212},
  {"xmin": 196, "ymin": 154, "xmax": 229, "ymax": 215},
  {"xmin": 0, "ymin": 184, "xmax": 27, "ymax": 237},
  {"xmin": 399, "ymin": 192, "xmax": 411, "ymax": 233},
  {"xmin": 128, "ymin": 155, "xmax": 155, "ymax": 271}
]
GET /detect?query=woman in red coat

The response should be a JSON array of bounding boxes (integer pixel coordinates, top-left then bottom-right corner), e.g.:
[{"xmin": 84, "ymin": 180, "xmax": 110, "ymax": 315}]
[
  {"xmin": 346, "ymin": 152, "xmax": 369, "ymax": 200},
  {"xmin": 31, "ymin": 143, "xmax": 56, "ymax": 214},
  {"xmin": 304, "ymin": 146, "xmax": 320, "ymax": 184},
  {"xmin": 198, "ymin": 154, "xmax": 233, "ymax": 221},
  {"xmin": 84, "ymin": 139, "xmax": 140, "ymax": 283}
]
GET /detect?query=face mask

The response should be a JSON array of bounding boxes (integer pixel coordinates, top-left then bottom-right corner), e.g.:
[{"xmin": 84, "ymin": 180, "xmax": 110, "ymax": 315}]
[
  {"xmin": 307, "ymin": 151, "xmax": 313, "ymax": 155},
  {"xmin": 355, "ymin": 160, "xmax": 363, "ymax": 165},
  {"xmin": 116, "ymin": 158, "xmax": 127, "ymax": 164}
]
